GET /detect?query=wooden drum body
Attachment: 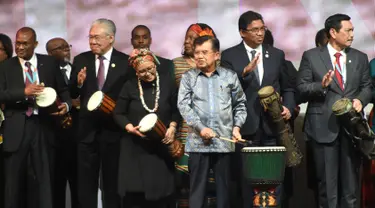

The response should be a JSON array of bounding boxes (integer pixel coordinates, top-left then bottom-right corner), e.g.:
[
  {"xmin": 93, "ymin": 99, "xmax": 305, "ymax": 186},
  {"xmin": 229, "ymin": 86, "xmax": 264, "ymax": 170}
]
[
  {"xmin": 87, "ymin": 91, "xmax": 115, "ymax": 114},
  {"xmin": 36, "ymin": 87, "xmax": 72, "ymax": 128},
  {"xmin": 242, "ymin": 146, "xmax": 286, "ymax": 207},
  {"xmin": 332, "ymin": 98, "xmax": 375, "ymax": 158},
  {"xmin": 241, "ymin": 146, "xmax": 286, "ymax": 185},
  {"xmin": 258, "ymin": 86, "xmax": 302, "ymax": 167},
  {"xmin": 138, "ymin": 113, "xmax": 184, "ymax": 158}
]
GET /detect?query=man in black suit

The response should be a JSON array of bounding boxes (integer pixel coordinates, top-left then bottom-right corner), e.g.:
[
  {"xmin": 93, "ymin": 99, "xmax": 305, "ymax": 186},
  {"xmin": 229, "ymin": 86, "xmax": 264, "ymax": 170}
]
[
  {"xmin": 129, "ymin": 25, "xmax": 174, "ymax": 81},
  {"xmin": 221, "ymin": 11, "xmax": 295, "ymax": 207},
  {"xmin": 71, "ymin": 18, "xmax": 129, "ymax": 208},
  {"xmin": 297, "ymin": 14, "xmax": 372, "ymax": 208},
  {"xmin": 0, "ymin": 27, "xmax": 71, "ymax": 208},
  {"xmin": 46, "ymin": 37, "xmax": 79, "ymax": 208}
]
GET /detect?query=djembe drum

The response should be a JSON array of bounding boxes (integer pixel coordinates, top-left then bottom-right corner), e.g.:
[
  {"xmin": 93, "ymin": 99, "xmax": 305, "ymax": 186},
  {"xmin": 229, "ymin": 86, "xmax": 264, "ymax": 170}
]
[
  {"xmin": 258, "ymin": 86, "xmax": 302, "ymax": 167},
  {"xmin": 36, "ymin": 87, "xmax": 72, "ymax": 129},
  {"xmin": 242, "ymin": 146, "xmax": 286, "ymax": 207},
  {"xmin": 87, "ymin": 91, "xmax": 116, "ymax": 114},
  {"xmin": 138, "ymin": 113, "xmax": 184, "ymax": 158},
  {"xmin": 331, "ymin": 98, "xmax": 375, "ymax": 158}
]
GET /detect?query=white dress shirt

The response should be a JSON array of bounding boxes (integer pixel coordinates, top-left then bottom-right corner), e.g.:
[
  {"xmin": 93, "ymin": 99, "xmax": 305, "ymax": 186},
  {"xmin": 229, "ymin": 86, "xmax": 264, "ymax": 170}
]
[
  {"xmin": 244, "ymin": 42, "xmax": 264, "ymax": 85},
  {"xmin": 95, "ymin": 47, "xmax": 113, "ymax": 80},
  {"xmin": 327, "ymin": 43, "xmax": 347, "ymax": 86},
  {"xmin": 19, "ymin": 54, "xmax": 40, "ymax": 114},
  {"xmin": 61, "ymin": 64, "xmax": 72, "ymax": 80}
]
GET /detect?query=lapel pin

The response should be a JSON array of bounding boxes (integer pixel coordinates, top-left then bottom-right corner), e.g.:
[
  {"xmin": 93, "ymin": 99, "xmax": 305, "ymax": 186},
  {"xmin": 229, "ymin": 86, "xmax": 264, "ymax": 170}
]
[
  {"xmin": 348, "ymin": 60, "xmax": 351, "ymax": 63},
  {"xmin": 265, "ymin": 51, "xmax": 269, "ymax": 58},
  {"xmin": 111, "ymin": 63, "xmax": 116, "ymax": 68}
]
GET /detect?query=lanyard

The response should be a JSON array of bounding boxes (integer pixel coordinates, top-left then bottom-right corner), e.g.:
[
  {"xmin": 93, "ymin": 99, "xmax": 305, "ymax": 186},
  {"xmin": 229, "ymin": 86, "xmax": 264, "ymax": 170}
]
[
  {"xmin": 335, "ymin": 63, "xmax": 345, "ymax": 76},
  {"xmin": 24, "ymin": 66, "xmax": 38, "ymax": 84}
]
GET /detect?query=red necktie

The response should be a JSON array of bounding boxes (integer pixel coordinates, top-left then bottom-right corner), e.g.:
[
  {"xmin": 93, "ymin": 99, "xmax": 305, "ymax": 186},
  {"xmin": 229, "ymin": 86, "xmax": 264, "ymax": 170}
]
[
  {"xmin": 25, "ymin": 62, "xmax": 34, "ymax": 116},
  {"xmin": 97, "ymin": 56, "xmax": 105, "ymax": 90},
  {"xmin": 334, "ymin": 52, "xmax": 344, "ymax": 90}
]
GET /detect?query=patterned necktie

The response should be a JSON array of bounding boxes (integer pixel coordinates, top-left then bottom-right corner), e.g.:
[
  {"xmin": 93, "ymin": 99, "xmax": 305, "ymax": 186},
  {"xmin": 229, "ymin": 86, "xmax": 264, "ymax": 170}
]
[
  {"xmin": 334, "ymin": 52, "xmax": 344, "ymax": 90},
  {"xmin": 24, "ymin": 61, "xmax": 34, "ymax": 116},
  {"xmin": 250, "ymin": 50, "xmax": 260, "ymax": 84},
  {"xmin": 61, "ymin": 68, "xmax": 69, "ymax": 85},
  {"xmin": 97, "ymin": 56, "xmax": 105, "ymax": 90}
]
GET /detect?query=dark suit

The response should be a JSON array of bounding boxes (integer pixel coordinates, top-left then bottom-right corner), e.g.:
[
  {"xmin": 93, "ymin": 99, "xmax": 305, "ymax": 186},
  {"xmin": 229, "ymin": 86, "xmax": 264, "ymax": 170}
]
[
  {"xmin": 221, "ymin": 42, "xmax": 295, "ymax": 208},
  {"xmin": 53, "ymin": 63, "xmax": 79, "ymax": 208},
  {"xmin": 71, "ymin": 48, "xmax": 129, "ymax": 208},
  {"xmin": 297, "ymin": 46, "xmax": 372, "ymax": 208},
  {"xmin": 0, "ymin": 54, "xmax": 71, "ymax": 208},
  {"xmin": 221, "ymin": 43, "xmax": 295, "ymax": 137}
]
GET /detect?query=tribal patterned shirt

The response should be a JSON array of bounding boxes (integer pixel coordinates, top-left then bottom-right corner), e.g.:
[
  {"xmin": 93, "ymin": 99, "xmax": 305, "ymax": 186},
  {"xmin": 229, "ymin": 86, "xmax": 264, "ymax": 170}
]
[{"xmin": 178, "ymin": 66, "xmax": 247, "ymax": 153}]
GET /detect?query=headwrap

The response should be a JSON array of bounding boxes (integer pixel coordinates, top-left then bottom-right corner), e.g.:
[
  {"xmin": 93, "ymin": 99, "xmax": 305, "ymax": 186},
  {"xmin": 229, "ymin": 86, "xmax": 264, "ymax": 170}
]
[
  {"xmin": 128, "ymin": 48, "xmax": 160, "ymax": 69},
  {"xmin": 189, "ymin": 24, "xmax": 215, "ymax": 37}
]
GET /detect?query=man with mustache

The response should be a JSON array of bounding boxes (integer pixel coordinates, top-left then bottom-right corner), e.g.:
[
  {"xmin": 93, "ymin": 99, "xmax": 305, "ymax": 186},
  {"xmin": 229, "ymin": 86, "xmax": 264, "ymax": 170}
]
[
  {"xmin": 297, "ymin": 13, "xmax": 372, "ymax": 208},
  {"xmin": 129, "ymin": 25, "xmax": 174, "ymax": 81},
  {"xmin": 0, "ymin": 27, "xmax": 71, "ymax": 208},
  {"xmin": 46, "ymin": 37, "xmax": 79, "ymax": 208},
  {"xmin": 71, "ymin": 18, "xmax": 129, "ymax": 208}
]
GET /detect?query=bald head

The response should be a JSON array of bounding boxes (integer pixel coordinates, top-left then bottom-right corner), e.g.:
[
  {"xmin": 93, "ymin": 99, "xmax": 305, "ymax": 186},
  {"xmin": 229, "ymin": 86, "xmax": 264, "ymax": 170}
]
[{"xmin": 46, "ymin": 37, "xmax": 71, "ymax": 63}]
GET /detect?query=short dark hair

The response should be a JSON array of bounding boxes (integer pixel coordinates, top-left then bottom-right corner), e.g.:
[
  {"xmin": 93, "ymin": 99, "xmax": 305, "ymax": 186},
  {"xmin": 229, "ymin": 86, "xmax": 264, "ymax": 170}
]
[
  {"xmin": 324, "ymin": 13, "xmax": 351, "ymax": 39},
  {"xmin": 131, "ymin": 25, "xmax": 151, "ymax": 37},
  {"xmin": 238, "ymin": 10, "xmax": 263, "ymax": 31},
  {"xmin": 263, "ymin": 29, "xmax": 274, "ymax": 47},
  {"xmin": 193, "ymin": 36, "xmax": 220, "ymax": 52},
  {"xmin": 0, "ymin": 33, "xmax": 13, "ymax": 59},
  {"xmin": 315, "ymin": 28, "xmax": 327, "ymax": 47},
  {"xmin": 182, "ymin": 23, "xmax": 217, "ymax": 56}
]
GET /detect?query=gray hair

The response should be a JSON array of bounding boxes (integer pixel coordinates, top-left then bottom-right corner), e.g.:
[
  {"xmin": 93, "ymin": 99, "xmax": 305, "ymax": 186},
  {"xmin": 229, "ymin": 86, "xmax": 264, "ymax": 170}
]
[{"xmin": 91, "ymin": 18, "xmax": 116, "ymax": 36}]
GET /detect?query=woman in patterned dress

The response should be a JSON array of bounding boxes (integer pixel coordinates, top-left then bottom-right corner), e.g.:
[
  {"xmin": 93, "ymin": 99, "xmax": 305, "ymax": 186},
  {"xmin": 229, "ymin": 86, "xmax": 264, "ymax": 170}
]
[{"xmin": 172, "ymin": 23, "xmax": 217, "ymax": 207}]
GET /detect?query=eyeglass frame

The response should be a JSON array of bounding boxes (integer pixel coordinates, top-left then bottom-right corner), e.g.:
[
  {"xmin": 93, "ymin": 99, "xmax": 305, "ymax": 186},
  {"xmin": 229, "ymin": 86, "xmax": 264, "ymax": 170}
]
[
  {"xmin": 50, "ymin": 44, "xmax": 72, "ymax": 52},
  {"xmin": 242, "ymin": 26, "xmax": 268, "ymax": 34}
]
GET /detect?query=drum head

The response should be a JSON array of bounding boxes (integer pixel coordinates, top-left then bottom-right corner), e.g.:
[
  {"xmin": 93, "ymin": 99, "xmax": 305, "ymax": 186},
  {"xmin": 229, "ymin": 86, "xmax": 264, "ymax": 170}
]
[
  {"xmin": 258, "ymin": 86, "xmax": 275, "ymax": 98},
  {"xmin": 332, "ymin": 98, "xmax": 352, "ymax": 115},
  {"xmin": 87, "ymin": 91, "xmax": 104, "ymax": 111},
  {"xmin": 138, "ymin": 113, "xmax": 158, "ymax": 133},
  {"xmin": 241, "ymin": 146, "xmax": 286, "ymax": 153},
  {"xmin": 36, "ymin": 87, "xmax": 57, "ymax": 107}
]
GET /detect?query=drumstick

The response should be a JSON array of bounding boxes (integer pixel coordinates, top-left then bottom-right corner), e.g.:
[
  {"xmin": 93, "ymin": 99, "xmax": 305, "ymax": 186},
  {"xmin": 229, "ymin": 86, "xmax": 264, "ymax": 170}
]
[{"xmin": 216, "ymin": 136, "xmax": 252, "ymax": 146}]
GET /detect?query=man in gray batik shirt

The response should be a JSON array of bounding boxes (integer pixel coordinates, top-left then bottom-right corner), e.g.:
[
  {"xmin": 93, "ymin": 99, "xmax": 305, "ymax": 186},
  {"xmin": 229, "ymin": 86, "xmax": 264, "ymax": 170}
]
[{"xmin": 178, "ymin": 34, "xmax": 247, "ymax": 208}]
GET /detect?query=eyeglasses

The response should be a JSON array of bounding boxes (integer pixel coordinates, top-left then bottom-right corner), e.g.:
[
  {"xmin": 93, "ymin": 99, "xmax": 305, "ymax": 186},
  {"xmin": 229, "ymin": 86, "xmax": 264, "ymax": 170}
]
[
  {"xmin": 88, "ymin": 35, "xmax": 109, "ymax": 41},
  {"xmin": 138, "ymin": 65, "xmax": 156, "ymax": 76},
  {"xmin": 243, "ymin": 26, "xmax": 268, "ymax": 34},
  {"xmin": 50, "ymin": 44, "xmax": 72, "ymax": 52}
]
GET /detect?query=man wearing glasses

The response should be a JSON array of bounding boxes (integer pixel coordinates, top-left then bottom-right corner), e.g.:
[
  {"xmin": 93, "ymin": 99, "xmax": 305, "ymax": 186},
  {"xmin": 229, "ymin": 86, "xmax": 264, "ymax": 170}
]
[
  {"xmin": 70, "ymin": 18, "xmax": 129, "ymax": 208},
  {"xmin": 221, "ymin": 10, "xmax": 296, "ymax": 208},
  {"xmin": 46, "ymin": 37, "xmax": 79, "ymax": 208}
]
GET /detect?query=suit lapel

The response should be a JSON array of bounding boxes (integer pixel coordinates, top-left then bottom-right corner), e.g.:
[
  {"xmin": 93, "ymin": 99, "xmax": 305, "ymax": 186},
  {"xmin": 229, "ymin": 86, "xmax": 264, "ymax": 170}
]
[
  {"xmin": 319, "ymin": 47, "xmax": 343, "ymax": 93},
  {"xmin": 13, "ymin": 58, "xmax": 25, "ymax": 88},
  {"xmin": 261, "ymin": 44, "xmax": 271, "ymax": 87},
  {"xmin": 86, "ymin": 52, "xmax": 97, "ymax": 89},
  {"xmin": 344, "ymin": 47, "xmax": 355, "ymax": 91},
  {"xmin": 36, "ymin": 55, "xmax": 47, "ymax": 85},
  {"xmin": 102, "ymin": 49, "xmax": 118, "ymax": 92}
]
